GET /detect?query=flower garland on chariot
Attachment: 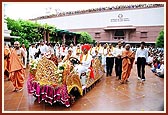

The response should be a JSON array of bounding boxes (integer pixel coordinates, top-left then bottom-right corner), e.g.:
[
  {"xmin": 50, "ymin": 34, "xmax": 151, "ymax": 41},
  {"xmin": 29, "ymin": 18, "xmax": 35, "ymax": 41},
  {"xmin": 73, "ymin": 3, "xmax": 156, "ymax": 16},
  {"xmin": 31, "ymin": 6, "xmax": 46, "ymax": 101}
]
[
  {"xmin": 29, "ymin": 55, "xmax": 79, "ymax": 87},
  {"xmin": 29, "ymin": 57, "xmax": 62, "ymax": 87}
]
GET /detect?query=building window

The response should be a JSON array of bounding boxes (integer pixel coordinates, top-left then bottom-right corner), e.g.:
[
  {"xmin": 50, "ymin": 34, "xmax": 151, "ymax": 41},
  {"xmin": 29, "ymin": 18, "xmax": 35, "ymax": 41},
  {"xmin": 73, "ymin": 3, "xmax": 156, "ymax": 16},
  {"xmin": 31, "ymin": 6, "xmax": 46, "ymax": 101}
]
[
  {"xmin": 95, "ymin": 32, "xmax": 101, "ymax": 38},
  {"xmin": 140, "ymin": 32, "xmax": 148, "ymax": 38},
  {"xmin": 113, "ymin": 30, "xmax": 125, "ymax": 40}
]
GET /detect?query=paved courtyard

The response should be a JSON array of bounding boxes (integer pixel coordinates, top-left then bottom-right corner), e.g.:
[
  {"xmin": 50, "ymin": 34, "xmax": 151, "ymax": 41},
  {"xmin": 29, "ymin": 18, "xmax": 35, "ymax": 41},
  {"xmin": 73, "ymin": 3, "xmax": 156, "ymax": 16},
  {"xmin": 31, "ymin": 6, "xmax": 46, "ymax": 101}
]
[{"xmin": 3, "ymin": 64, "xmax": 164, "ymax": 112}]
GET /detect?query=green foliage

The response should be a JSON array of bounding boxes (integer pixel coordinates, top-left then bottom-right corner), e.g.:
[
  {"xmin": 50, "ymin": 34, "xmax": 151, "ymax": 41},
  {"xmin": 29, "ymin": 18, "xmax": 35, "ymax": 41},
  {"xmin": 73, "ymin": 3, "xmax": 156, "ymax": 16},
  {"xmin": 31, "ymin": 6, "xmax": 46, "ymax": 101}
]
[
  {"xmin": 76, "ymin": 32, "xmax": 93, "ymax": 44},
  {"xmin": 5, "ymin": 17, "xmax": 57, "ymax": 48},
  {"xmin": 59, "ymin": 66, "xmax": 64, "ymax": 70},
  {"xmin": 156, "ymin": 29, "xmax": 164, "ymax": 48},
  {"xmin": 48, "ymin": 26, "xmax": 57, "ymax": 43},
  {"xmin": 57, "ymin": 36, "xmax": 63, "ymax": 44},
  {"xmin": 92, "ymin": 39, "xmax": 96, "ymax": 44},
  {"xmin": 6, "ymin": 17, "xmax": 95, "ymax": 47}
]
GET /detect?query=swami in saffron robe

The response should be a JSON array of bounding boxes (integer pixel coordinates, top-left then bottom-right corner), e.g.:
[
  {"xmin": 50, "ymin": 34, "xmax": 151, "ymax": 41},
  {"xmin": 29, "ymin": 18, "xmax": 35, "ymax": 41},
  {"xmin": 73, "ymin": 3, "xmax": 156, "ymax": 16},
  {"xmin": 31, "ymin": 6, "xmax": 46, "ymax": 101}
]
[
  {"xmin": 121, "ymin": 50, "xmax": 135, "ymax": 83},
  {"xmin": 9, "ymin": 49, "xmax": 25, "ymax": 90}
]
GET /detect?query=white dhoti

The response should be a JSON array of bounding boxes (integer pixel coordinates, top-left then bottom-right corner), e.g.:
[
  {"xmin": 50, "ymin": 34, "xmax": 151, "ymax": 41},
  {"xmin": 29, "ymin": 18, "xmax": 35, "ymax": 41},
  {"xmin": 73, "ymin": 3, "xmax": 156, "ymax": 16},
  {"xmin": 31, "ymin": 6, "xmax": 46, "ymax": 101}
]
[
  {"xmin": 102, "ymin": 55, "xmax": 106, "ymax": 72},
  {"xmin": 102, "ymin": 55, "xmax": 106, "ymax": 65},
  {"xmin": 74, "ymin": 64, "xmax": 91, "ymax": 86},
  {"xmin": 74, "ymin": 64, "xmax": 88, "ymax": 76}
]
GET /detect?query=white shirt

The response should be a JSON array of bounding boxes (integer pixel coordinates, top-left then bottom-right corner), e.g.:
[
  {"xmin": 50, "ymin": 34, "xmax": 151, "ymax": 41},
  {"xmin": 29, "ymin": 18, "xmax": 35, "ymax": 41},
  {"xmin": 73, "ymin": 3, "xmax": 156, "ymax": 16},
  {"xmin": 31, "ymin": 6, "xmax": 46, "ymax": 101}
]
[
  {"xmin": 94, "ymin": 46, "xmax": 103, "ymax": 56},
  {"xmin": 69, "ymin": 46, "xmax": 76, "ymax": 56},
  {"xmin": 160, "ymin": 64, "xmax": 164, "ymax": 70},
  {"xmin": 147, "ymin": 56, "xmax": 153, "ymax": 63},
  {"xmin": 156, "ymin": 64, "xmax": 164, "ymax": 74},
  {"xmin": 88, "ymin": 47, "xmax": 95, "ymax": 56},
  {"xmin": 135, "ymin": 48, "xmax": 148, "ymax": 61},
  {"xmin": 20, "ymin": 47, "xmax": 27, "ymax": 57},
  {"xmin": 29, "ymin": 46, "xmax": 37, "ymax": 59},
  {"xmin": 81, "ymin": 54, "xmax": 92, "ymax": 68},
  {"xmin": 106, "ymin": 47, "xmax": 115, "ymax": 57},
  {"xmin": 102, "ymin": 48, "xmax": 108, "ymax": 56},
  {"xmin": 60, "ymin": 47, "xmax": 68, "ymax": 56},
  {"xmin": 55, "ymin": 46, "xmax": 60, "ymax": 56},
  {"xmin": 113, "ymin": 47, "xmax": 124, "ymax": 57},
  {"xmin": 98, "ymin": 47, "xmax": 103, "ymax": 55},
  {"xmin": 48, "ymin": 46, "xmax": 54, "ymax": 55},
  {"xmin": 38, "ymin": 45, "xmax": 48, "ymax": 54}
]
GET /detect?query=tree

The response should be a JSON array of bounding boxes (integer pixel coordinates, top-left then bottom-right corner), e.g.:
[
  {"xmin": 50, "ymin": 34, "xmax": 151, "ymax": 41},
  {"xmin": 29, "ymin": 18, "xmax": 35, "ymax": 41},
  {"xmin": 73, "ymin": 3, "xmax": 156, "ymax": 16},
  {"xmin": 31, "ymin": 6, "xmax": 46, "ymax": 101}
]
[
  {"xmin": 156, "ymin": 29, "xmax": 164, "ymax": 48},
  {"xmin": 6, "ymin": 17, "xmax": 95, "ymax": 48},
  {"xmin": 6, "ymin": 17, "xmax": 42, "ymax": 48},
  {"xmin": 5, "ymin": 17, "xmax": 58, "ymax": 48},
  {"xmin": 76, "ymin": 32, "xmax": 93, "ymax": 44}
]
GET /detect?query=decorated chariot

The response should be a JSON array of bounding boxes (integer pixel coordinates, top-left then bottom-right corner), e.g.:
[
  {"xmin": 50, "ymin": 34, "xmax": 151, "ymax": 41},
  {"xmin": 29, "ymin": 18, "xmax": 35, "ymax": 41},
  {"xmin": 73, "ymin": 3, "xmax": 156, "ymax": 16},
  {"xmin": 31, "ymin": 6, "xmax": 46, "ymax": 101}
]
[{"xmin": 27, "ymin": 56, "xmax": 104, "ymax": 107}]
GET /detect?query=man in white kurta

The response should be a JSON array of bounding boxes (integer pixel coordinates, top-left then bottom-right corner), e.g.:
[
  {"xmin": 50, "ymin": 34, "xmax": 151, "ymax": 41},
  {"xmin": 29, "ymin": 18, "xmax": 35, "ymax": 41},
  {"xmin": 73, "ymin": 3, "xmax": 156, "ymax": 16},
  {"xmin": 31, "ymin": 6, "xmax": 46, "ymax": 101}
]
[
  {"xmin": 101, "ymin": 44, "xmax": 108, "ymax": 72},
  {"xmin": 60, "ymin": 44, "xmax": 68, "ymax": 60},
  {"xmin": 69, "ymin": 43, "xmax": 76, "ymax": 56},
  {"xmin": 54, "ymin": 43, "xmax": 60, "ymax": 58},
  {"xmin": 29, "ymin": 43, "xmax": 37, "ymax": 60},
  {"xmin": 113, "ymin": 41, "xmax": 124, "ymax": 80},
  {"xmin": 74, "ymin": 44, "xmax": 81, "ymax": 60},
  {"xmin": 74, "ymin": 44, "xmax": 92, "ymax": 76},
  {"xmin": 37, "ymin": 41, "xmax": 48, "ymax": 58},
  {"xmin": 88, "ymin": 44, "xmax": 95, "ymax": 57},
  {"xmin": 20, "ymin": 44, "xmax": 27, "ymax": 68},
  {"xmin": 94, "ymin": 42, "xmax": 103, "ymax": 57}
]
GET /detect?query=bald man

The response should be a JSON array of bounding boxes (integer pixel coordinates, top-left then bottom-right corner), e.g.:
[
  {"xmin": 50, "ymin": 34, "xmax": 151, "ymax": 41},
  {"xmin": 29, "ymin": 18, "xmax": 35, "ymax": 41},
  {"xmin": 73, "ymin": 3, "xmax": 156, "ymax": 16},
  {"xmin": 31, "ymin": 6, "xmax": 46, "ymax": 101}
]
[
  {"xmin": 9, "ymin": 41, "xmax": 25, "ymax": 92},
  {"xmin": 120, "ymin": 44, "xmax": 135, "ymax": 84}
]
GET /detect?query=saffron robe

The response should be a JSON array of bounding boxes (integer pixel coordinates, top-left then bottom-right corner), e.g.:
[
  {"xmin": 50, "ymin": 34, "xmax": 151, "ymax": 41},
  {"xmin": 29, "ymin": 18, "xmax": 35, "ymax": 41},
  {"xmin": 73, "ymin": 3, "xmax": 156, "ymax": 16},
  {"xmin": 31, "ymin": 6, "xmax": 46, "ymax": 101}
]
[
  {"xmin": 9, "ymin": 49, "xmax": 25, "ymax": 90},
  {"xmin": 121, "ymin": 50, "xmax": 135, "ymax": 82}
]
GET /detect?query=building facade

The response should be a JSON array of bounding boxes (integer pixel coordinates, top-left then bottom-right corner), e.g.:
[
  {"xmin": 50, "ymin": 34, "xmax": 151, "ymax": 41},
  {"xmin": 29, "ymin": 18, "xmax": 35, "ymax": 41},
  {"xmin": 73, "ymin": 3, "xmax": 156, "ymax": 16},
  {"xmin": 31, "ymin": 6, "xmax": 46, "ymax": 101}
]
[
  {"xmin": 32, "ymin": 4, "xmax": 164, "ymax": 45},
  {"xmin": 4, "ymin": 18, "xmax": 19, "ymax": 46}
]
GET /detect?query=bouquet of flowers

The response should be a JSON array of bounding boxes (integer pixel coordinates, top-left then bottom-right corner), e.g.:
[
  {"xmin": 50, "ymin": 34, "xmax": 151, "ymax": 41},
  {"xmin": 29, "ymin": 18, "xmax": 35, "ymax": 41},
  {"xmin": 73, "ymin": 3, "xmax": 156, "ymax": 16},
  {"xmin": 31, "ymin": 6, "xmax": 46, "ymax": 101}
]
[
  {"xmin": 29, "ymin": 59, "xmax": 39, "ymax": 75},
  {"xmin": 29, "ymin": 59, "xmax": 39, "ymax": 69},
  {"xmin": 54, "ymin": 62, "xmax": 66, "ymax": 84}
]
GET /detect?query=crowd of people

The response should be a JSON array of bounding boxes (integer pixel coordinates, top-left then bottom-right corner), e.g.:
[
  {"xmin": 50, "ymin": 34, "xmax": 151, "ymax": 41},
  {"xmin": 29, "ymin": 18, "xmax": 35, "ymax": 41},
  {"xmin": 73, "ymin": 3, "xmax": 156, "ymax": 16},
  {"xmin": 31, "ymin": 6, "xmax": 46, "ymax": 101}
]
[
  {"xmin": 148, "ymin": 47, "xmax": 164, "ymax": 78},
  {"xmin": 4, "ymin": 40, "xmax": 164, "ymax": 92},
  {"xmin": 31, "ymin": 4, "xmax": 164, "ymax": 20}
]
